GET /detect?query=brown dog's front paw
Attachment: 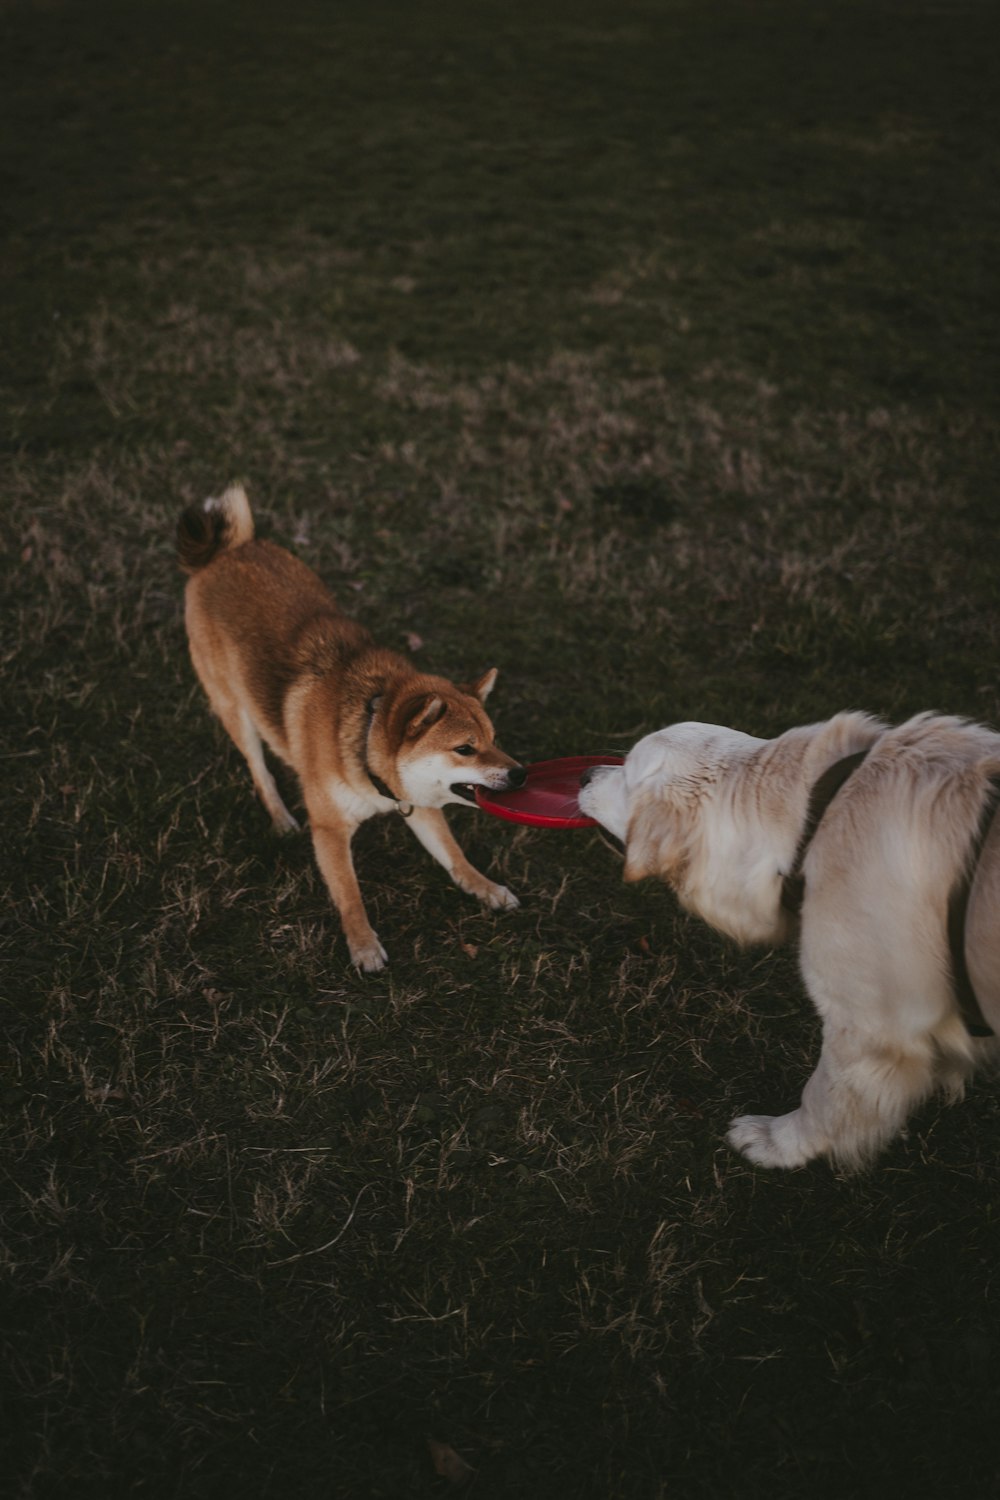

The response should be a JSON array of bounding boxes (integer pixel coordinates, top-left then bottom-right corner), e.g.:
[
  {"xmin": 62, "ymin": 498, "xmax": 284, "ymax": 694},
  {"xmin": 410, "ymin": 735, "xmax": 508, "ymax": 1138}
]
[
  {"xmin": 481, "ymin": 882, "xmax": 519, "ymax": 911},
  {"xmin": 349, "ymin": 933, "xmax": 389, "ymax": 973},
  {"xmin": 458, "ymin": 875, "xmax": 519, "ymax": 911}
]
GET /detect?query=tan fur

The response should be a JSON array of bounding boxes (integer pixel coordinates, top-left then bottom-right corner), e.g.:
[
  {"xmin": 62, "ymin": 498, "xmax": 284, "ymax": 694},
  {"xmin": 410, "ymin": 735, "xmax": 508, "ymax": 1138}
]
[
  {"xmin": 178, "ymin": 485, "xmax": 524, "ymax": 971},
  {"xmin": 580, "ymin": 712, "xmax": 1000, "ymax": 1169}
]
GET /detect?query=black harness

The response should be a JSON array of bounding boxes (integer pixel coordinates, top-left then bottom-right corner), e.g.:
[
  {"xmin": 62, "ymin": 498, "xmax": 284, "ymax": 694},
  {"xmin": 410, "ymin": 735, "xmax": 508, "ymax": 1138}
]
[
  {"xmin": 946, "ymin": 774, "xmax": 1000, "ymax": 1038},
  {"xmin": 780, "ymin": 750, "xmax": 996, "ymax": 1038},
  {"xmin": 780, "ymin": 750, "xmax": 871, "ymax": 919}
]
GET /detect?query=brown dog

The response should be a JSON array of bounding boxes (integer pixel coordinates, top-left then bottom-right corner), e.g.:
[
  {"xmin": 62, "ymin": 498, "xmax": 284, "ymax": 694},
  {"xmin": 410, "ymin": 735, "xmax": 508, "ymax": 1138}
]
[{"xmin": 178, "ymin": 484, "xmax": 525, "ymax": 970}]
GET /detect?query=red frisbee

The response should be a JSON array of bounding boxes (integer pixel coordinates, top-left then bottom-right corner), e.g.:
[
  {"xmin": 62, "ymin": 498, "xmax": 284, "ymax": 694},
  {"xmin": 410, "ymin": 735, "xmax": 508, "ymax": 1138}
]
[{"xmin": 475, "ymin": 755, "xmax": 624, "ymax": 829}]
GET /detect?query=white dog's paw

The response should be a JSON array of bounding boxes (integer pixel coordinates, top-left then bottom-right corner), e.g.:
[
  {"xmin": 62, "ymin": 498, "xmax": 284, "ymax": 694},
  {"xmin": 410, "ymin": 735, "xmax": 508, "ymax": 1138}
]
[
  {"xmin": 349, "ymin": 934, "xmax": 389, "ymax": 973},
  {"xmin": 727, "ymin": 1112, "xmax": 814, "ymax": 1170},
  {"xmin": 481, "ymin": 882, "xmax": 519, "ymax": 912}
]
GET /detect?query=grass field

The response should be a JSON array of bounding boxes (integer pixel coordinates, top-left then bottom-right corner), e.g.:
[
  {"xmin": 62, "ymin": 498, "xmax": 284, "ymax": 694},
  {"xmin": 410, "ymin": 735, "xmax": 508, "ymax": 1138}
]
[{"xmin": 2, "ymin": 0, "xmax": 999, "ymax": 1495}]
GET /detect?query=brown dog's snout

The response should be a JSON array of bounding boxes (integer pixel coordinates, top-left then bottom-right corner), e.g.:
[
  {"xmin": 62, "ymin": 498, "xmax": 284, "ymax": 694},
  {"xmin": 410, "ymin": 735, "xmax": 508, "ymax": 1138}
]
[{"xmin": 506, "ymin": 765, "xmax": 527, "ymax": 790}]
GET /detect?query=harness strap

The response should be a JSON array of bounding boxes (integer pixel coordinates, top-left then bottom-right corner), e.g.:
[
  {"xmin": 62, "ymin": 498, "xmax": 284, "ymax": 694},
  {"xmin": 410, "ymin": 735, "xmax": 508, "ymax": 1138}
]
[
  {"xmin": 946, "ymin": 774, "xmax": 1000, "ymax": 1038},
  {"xmin": 782, "ymin": 749, "xmax": 997, "ymax": 1040},
  {"xmin": 780, "ymin": 750, "xmax": 871, "ymax": 917}
]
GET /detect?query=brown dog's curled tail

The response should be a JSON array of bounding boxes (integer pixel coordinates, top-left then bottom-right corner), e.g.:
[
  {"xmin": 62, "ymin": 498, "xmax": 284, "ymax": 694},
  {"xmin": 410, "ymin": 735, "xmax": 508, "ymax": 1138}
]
[{"xmin": 177, "ymin": 483, "xmax": 255, "ymax": 572}]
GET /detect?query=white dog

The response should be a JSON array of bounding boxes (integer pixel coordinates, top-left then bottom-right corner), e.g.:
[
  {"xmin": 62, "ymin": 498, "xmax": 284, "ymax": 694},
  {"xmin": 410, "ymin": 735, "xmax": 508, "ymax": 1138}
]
[{"xmin": 579, "ymin": 713, "xmax": 1000, "ymax": 1170}]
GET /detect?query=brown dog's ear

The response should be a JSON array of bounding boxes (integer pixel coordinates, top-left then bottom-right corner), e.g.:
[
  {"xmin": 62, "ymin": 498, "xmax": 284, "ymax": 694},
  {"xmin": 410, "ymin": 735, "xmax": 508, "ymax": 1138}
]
[
  {"xmin": 623, "ymin": 794, "xmax": 688, "ymax": 888},
  {"xmin": 404, "ymin": 694, "xmax": 447, "ymax": 738},
  {"xmin": 464, "ymin": 668, "xmax": 498, "ymax": 704}
]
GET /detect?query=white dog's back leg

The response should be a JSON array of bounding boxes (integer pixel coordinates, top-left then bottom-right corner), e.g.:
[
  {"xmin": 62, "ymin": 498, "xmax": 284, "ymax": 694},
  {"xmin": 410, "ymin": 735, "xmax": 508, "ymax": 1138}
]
[{"xmin": 728, "ymin": 1026, "xmax": 939, "ymax": 1170}]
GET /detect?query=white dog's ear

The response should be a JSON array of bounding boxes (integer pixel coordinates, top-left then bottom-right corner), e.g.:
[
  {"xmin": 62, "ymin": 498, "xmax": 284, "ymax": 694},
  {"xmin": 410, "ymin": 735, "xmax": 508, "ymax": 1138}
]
[{"xmin": 623, "ymin": 793, "xmax": 689, "ymax": 887}]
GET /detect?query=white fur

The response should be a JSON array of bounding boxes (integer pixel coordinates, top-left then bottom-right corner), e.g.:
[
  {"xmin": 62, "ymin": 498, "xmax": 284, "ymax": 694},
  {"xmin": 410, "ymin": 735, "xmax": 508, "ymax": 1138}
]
[
  {"xmin": 580, "ymin": 713, "xmax": 1000, "ymax": 1170},
  {"xmin": 399, "ymin": 750, "xmax": 521, "ymax": 810},
  {"xmin": 206, "ymin": 483, "xmax": 254, "ymax": 545}
]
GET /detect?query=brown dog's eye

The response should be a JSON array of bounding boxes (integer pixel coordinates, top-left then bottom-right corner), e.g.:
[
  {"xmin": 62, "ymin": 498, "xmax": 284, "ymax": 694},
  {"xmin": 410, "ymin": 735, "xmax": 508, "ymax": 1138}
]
[{"xmin": 454, "ymin": 744, "xmax": 475, "ymax": 757}]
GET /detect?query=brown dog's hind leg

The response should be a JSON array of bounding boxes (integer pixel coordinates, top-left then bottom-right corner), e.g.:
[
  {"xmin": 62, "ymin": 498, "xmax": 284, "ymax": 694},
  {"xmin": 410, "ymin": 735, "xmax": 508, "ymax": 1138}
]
[
  {"xmin": 212, "ymin": 700, "xmax": 300, "ymax": 835},
  {"xmin": 187, "ymin": 624, "xmax": 299, "ymax": 834}
]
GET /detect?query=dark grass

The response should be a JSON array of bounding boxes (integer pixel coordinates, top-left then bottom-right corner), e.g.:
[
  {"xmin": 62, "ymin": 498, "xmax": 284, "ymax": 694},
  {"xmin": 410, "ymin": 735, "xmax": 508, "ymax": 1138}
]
[{"xmin": 2, "ymin": 0, "xmax": 1000, "ymax": 1495}]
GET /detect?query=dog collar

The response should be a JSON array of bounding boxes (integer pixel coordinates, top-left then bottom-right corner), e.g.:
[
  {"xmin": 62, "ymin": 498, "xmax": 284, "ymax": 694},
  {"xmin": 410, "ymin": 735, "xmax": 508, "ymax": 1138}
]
[
  {"xmin": 780, "ymin": 749, "xmax": 870, "ymax": 917},
  {"xmin": 946, "ymin": 773, "xmax": 1000, "ymax": 1038},
  {"xmin": 364, "ymin": 697, "xmax": 413, "ymax": 816}
]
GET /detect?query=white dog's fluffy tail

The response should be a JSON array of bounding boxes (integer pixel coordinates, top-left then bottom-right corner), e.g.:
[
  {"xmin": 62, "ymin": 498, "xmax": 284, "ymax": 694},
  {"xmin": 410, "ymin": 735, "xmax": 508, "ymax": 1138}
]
[{"xmin": 176, "ymin": 483, "xmax": 255, "ymax": 573}]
